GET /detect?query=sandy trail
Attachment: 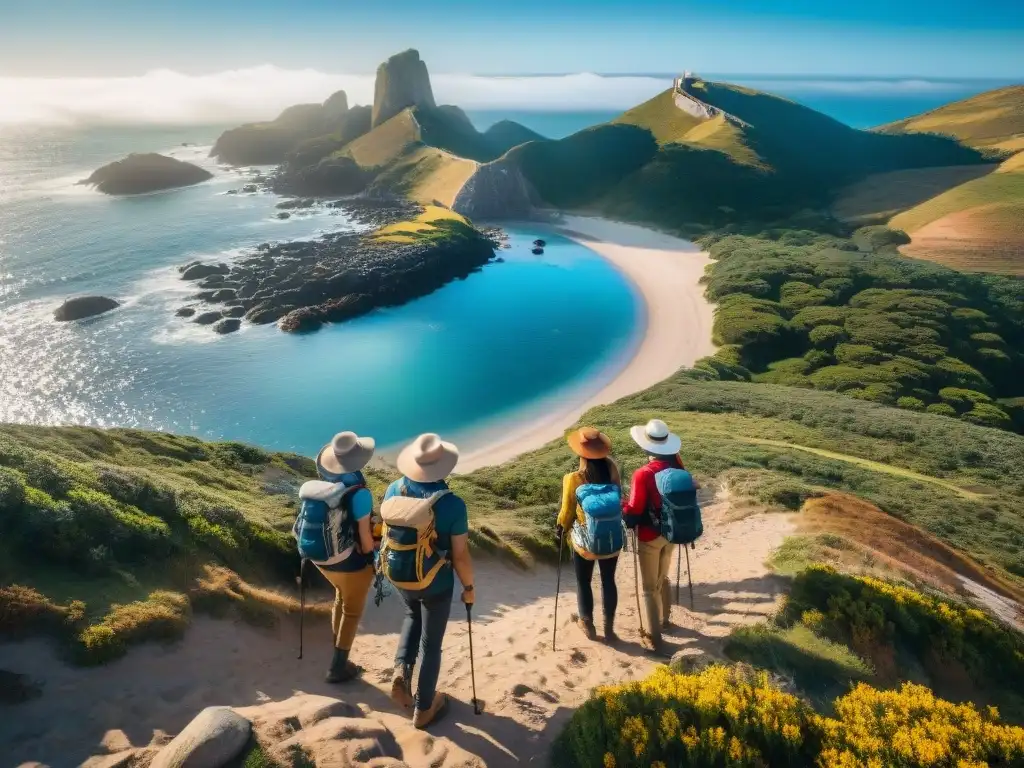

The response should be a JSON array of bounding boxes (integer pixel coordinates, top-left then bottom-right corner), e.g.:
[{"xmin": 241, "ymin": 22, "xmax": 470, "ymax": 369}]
[
  {"xmin": 2, "ymin": 500, "xmax": 792, "ymax": 768},
  {"xmin": 457, "ymin": 216, "xmax": 715, "ymax": 472}
]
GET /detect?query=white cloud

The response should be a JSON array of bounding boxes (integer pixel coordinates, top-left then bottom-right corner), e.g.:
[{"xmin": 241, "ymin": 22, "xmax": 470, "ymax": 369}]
[{"xmin": 0, "ymin": 66, "xmax": 668, "ymax": 125}]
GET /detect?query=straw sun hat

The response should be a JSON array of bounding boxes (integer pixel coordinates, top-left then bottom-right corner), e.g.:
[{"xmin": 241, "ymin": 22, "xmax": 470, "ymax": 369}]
[
  {"xmin": 397, "ymin": 433, "xmax": 460, "ymax": 483},
  {"xmin": 566, "ymin": 427, "xmax": 612, "ymax": 460},
  {"xmin": 629, "ymin": 418, "xmax": 681, "ymax": 456},
  {"xmin": 317, "ymin": 431, "xmax": 376, "ymax": 476}
]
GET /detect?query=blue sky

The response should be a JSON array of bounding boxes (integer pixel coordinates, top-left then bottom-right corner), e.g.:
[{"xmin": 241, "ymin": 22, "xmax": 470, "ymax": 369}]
[{"xmin": 2, "ymin": 0, "xmax": 1022, "ymax": 77}]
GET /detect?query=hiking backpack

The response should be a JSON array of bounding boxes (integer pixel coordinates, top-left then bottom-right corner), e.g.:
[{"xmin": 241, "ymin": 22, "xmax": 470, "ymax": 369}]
[
  {"xmin": 292, "ymin": 480, "xmax": 362, "ymax": 566},
  {"xmin": 378, "ymin": 484, "xmax": 451, "ymax": 591},
  {"xmin": 653, "ymin": 468, "xmax": 703, "ymax": 545},
  {"xmin": 572, "ymin": 483, "xmax": 624, "ymax": 557}
]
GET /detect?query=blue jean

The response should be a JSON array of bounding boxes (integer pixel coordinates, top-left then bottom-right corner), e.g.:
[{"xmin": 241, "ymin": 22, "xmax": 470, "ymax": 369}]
[{"xmin": 395, "ymin": 583, "xmax": 454, "ymax": 710}]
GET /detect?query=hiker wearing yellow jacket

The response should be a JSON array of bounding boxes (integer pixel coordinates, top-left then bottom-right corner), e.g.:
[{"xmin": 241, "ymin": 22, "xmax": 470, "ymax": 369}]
[{"xmin": 556, "ymin": 427, "xmax": 623, "ymax": 643}]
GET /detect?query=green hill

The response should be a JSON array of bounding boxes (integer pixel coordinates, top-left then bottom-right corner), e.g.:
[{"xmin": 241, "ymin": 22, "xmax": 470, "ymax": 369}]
[{"xmin": 878, "ymin": 84, "xmax": 1024, "ymax": 153}]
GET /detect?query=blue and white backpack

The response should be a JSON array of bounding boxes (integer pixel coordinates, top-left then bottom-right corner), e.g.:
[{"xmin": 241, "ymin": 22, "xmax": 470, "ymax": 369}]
[
  {"xmin": 292, "ymin": 480, "xmax": 362, "ymax": 566},
  {"xmin": 572, "ymin": 483, "xmax": 624, "ymax": 557},
  {"xmin": 653, "ymin": 468, "xmax": 703, "ymax": 545}
]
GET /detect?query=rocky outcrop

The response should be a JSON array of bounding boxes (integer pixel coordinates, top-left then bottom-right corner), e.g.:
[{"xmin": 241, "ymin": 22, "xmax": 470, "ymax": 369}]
[
  {"xmin": 80, "ymin": 154, "xmax": 212, "ymax": 195},
  {"xmin": 213, "ymin": 318, "xmax": 241, "ymax": 334},
  {"xmin": 180, "ymin": 263, "xmax": 230, "ymax": 281},
  {"xmin": 53, "ymin": 296, "xmax": 120, "ymax": 321},
  {"xmin": 371, "ymin": 49, "xmax": 436, "ymax": 128},
  {"xmin": 180, "ymin": 200, "xmax": 494, "ymax": 334},
  {"xmin": 273, "ymin": 155, "xmax": 372, "ymax": 197},
  {"xmin": 452, "ymin": 155, "xmax": 540, "ymax": 219},
  {"xmin": 211, "ymin": 90, "xmax": 356, "ymax": 166}
]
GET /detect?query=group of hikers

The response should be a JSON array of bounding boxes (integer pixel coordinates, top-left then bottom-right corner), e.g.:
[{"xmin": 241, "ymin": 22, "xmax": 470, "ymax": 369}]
[{"xmin": 293, "ymin": 418, "xmax": 702, "ymax": 730}]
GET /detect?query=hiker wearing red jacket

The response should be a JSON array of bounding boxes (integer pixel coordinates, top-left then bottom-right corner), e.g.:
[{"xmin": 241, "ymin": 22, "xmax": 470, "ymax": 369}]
[{"xmin": 623, "ymin": 419, "xmax": 686, "ymax": 654}]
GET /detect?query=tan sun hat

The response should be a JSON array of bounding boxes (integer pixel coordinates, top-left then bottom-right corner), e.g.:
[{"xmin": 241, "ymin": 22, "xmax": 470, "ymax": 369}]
[
  {"xmin": 629, "ymin": 419, "xmax": 681, "ymax": 456},
  {"xmin": 567, "ymin": 427, "xmax": 612, "ymax": 460},
  {"xmin": 396, "ymin": 433, "xmax": 459, "ymax": 483},
  {"xmin": 317, "ymin": 431, "xmax": 376, "ymax": 476}
]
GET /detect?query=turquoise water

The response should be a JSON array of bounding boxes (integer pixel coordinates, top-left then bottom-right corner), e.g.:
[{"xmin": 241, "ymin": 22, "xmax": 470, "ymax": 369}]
[{"xmin": 0, "ymin": 125, "xmax": 639, "ymax": 455}]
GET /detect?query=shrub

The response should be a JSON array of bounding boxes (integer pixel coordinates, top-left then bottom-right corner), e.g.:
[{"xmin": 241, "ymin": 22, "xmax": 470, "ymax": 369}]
[
  {"xmin": 0, "ymin": 467, "xmax": 26, "ymax": 519},
  {"xmin": 939, "ymin": 387, "xmax": 993, "ymax": 412},
  {"xmin": 963, "ymin": 403, "xmax": 1013, "ymax": 430},
  {"xmin": 780, "ymin": 281, "xmax": 833, "ymax": 311},
  {"xmin": 791, "ymin": 306, "xmax": 847, "ymax": 330},
  {"xmin": 970, "ymin": 332, "xmax": 1006, "ymax": 349},
  {"xmin": 849, "ymin": 384, "xmax": 897, "ymax": 405},
  {"xmin": 834, "ymin": 343, "xmax": 888, "ymax": 365},
  {"xmin": 76, "ymin": 591, "xmax": 190, "ymax": 665},
  {"xmin": 0, "ymin": 585, "xmax": 84, "ymax": 636},
  {"xmin": 926, "ymin": 403, "xmax": 958, "ymax": 417},
  {"xmin": 896, "ymin": 396, "xmax": 925, "ymax": 411},
  {"xmin": 803, "ymin": 349, "xmax": 833, "ymax": 371},
  {"xmin": 808, "ymin": 325, "xmax": 847, "ymax": 349}
]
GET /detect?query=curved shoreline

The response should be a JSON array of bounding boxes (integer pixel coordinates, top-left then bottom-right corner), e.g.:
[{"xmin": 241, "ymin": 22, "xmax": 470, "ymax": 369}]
[{"xmin": 456, "ymin": 215, "xmax": 716, "ymax": 472}]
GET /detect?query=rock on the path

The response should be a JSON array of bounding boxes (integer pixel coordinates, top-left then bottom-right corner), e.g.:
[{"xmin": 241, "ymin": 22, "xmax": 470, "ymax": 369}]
[
  {"xmin": 149, "ymin": 706, "xmax": 250, "ymax": 768},
  {"xmin": 53, "ymin": 296, "xmax": 120, "ymax": 321}
]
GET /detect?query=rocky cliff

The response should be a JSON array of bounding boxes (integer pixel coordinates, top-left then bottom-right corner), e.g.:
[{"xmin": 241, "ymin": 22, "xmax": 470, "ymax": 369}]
[
  {"xmin": 452, "ymin": 156, "xmax": 540, "ymax": 219},
  {"xmin": 80, "ymin": 153, "xmax": 212, "ymax": 195},
  {"xmin": 371, "ymin": 49, "xmax": 436, "ymax": 128}
]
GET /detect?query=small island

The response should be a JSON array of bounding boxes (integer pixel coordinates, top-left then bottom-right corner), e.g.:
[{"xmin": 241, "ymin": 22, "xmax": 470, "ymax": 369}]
[
  {"xmin": 53, "ymin": 296, "xmax": 120, "ymax": 321},
  {"xmin": 79, "ymin": 153, "xmax": 213, "ymax": 195}
]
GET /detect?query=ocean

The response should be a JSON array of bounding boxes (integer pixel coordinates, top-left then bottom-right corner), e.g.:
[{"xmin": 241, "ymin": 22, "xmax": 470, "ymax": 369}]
[{"xmin": 0, "ymin": 75, "xmax": 1010, "ymax": 456}]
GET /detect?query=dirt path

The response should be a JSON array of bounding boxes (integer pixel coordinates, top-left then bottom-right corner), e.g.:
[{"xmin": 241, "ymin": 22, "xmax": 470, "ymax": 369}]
[{"xmin": 1, "ymin": 501, "xmax": 794, "ymax": 768}]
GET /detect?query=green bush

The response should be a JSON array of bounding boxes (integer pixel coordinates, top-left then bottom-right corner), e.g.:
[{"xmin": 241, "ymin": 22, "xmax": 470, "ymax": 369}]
[
  {"xmin": 970, "ymin": 332, "xmax": 1006, "ymax": 348},
  {"xmin": 963, "ymin": 403, "xmax": 1013, "ymax": 429},
  {"xmin": 926, "ymin": 403, "xmax": 958, "ymax": 417},
  {"xmin": 808, "ymin": 325, "xmax": 847, "ymax": 349},
  {"xmin": 792, "ymin": 306, "xmax": 848, "ymax": 330},
  {"xmin": 779, "ymin": 281, "xmax": 833, "ymax": 311},
  {"xmin": 896, "ymin": 396, "xmax": 926, "ymax": 411},
  {"xmin": 939, "ymin": 387, "xmax": 992, "ymax": 412},
  {"xmin": 76, "ymin": 591, "xmax": 190, "ymax": 665},
  {"xmin": 834, "ymin": 343, "xmax": 888, "ymax": 365}
]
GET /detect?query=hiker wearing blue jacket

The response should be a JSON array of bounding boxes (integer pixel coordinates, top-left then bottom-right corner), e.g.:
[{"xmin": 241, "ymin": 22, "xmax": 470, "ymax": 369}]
[
  {"xmin": 311, "ymin": 432, "xmax": 379, "ymax": 683},
  {"xmin": 379, "ymin": 433, "xmax": 475, "ymax": 730},
  {"xmin": 556, "ymin": 428, "xmax": 623, "ymax": 643}
]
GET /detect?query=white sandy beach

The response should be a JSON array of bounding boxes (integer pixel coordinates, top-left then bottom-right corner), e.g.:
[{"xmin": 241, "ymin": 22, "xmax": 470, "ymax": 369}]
[{"xmin": 457, "ymin": 215, "xmax": 716, "ymax": 472}]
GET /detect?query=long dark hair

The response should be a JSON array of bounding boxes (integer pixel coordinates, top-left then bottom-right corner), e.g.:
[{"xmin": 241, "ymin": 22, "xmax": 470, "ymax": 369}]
[{"xmin": 579, "ymin": 456, "xmax": 621, "ymax": 486}]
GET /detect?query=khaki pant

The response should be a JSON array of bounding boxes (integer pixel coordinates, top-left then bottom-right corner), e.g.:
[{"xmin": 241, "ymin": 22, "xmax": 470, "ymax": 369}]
[
  {"xmin": 316, "ymin": 564, "xmax": 375, "ymax": 651},
  {"xmin": 638, "ymin": 536, "xmax": 674, "ymax": 644}
]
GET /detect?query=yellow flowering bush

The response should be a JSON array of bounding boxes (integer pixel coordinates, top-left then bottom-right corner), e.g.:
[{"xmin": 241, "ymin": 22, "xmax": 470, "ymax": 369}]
[
  {"xmin": 785, "ymin": 565, "xmax": 1024, "ymax": 689},
  {"xmin": 554, "ymin": 665, "xmax": 1024, "ymax": 767}
]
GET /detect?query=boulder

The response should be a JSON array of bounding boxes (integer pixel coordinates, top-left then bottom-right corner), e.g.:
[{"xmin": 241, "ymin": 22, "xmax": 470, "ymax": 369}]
[
  {"xmin": 175, "ymin": 307, "xmax": 197, "ymax": 318},
  {"xmin": 223, "ymin": 306, "xmax": 246, "ymax": 318},
  {"xmin": 209, "ymin": 289, "xmax": 237, "ymax": 303},
  {"xmin": 148, "ymin": 706, "xmax": 250, "ymax": 768},
  {"xmin": 213, "ymin": 318, "xmax": 241, "ymax": 334},
  {"xmin": 671, "ymin": 647, "xmax": 715, "ymax": 674},
  {"xmin": 193, "ymin": 311, "xmax": 222, "ymax": 326},
  {"xmin": 276, "ymin": 211, "xmax": 291, "ymax": 219},
  {"xmin": 80, "ymin": 154, "xmax": 212, "ymax": 195},
  {"xmin": 371, "ymin": 49, "xmax": 436, "ymax": 128},
  {"xmin": 181, "ymin": 263, "xmax": 230, "ymax": 281},
  {"xmin": 278, "ymin": 307, "xmax": 324, "ymax": 333},
  {"xmin": 53, "ymin": 296, "xmax": 119, "ymax": 321}
]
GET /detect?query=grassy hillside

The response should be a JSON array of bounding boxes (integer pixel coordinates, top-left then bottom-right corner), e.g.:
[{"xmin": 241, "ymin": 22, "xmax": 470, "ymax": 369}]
[
  {"xmin": 695, "ymin": 226, "xmax": 1024, "ymax": 428},
  {"xmin": 878, "ymin": 84, "xmax": 1024, "ymax": 153},
  {"xmin": 889, "ymin": 165, "xmax": 1024, "ymax": 275},
  {"xmin": 613, "ymin": 89, "xmax": 707, "ymax": 144}
]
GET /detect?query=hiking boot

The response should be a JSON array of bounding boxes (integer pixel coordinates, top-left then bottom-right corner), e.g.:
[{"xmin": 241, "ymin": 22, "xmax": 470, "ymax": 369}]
[
  {"xmin": 604, "ymin": 620, "xmax": 619, "ymax": 644},
  {"xmin": 390, "ymin": 665, "xmax": 414, "ymax": 709},
  {"xmin": 325, "ymin": 649, "xmax": 362, "ymax": 683},
  {"xmin": 640, "ymin": 634, "xmax": 671, "ymax": 657},
  {"xmin": 413, "ymin": 691, "xmax": 450, "ymax": 730},
  {"xmin": 576, "ymin": 616, "xmax": 597, "ymax": 640}
]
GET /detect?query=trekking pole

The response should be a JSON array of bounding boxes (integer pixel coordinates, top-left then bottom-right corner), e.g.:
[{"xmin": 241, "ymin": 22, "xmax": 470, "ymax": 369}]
[
  {"xmin": 676, "ymin": 545, "xmax": 682, "ymax": 606},
  {"xmin": 685, "ymin": 544, "xmax": 694, "ymax": 610},
  {"xmin": 297, "ymin": 558, "xmax": 306, "ymax": 660},
  {"xmin": 632, "ymin": 530, "xmax": 643, "ymax": 638},
  {"xmin": 466, "ymin": 604, "xmax": 482, "ymax": 715},
  {"xmin": 552, "ymin": 529, "xmax": 564, "ymax": 652}
]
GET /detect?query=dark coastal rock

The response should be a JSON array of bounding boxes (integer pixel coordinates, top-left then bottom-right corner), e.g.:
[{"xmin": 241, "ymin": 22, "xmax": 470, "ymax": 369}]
[
  {"xmin": 273, "ymin": 155, "xmax": 372, "ymax": 197},
  {"xmin": 372, "ymin": 49, "xmax": 436, "ymax": 128},
  {"xmin": 181, "ymin": 263, "xmax": 230, "ymax": 281},
  {"xmin": 176, "ymin": 307, "xmax": 197, "ymax": 318},
  {"xmin": 199, "ymin": 274, "xmax": 226, "ymax": 287},
  {"xmin": 54, "ymin": 296, "xmax": 119, "ymax": 321},
  {"xmin": 533, "ymin": 239, "xmax": 547, "ymax": 247},
  {"xmin": 80, "ymin": 153, "xmax": 212, "ymax": 195},
  {"xmin": 241, "ymin": 184, "xmax": 259, "ymax": 194},
  {"xmin": 213, "ymin": 318, "xmax": 242, "ymax": 334},
  {"xmin": 276, "ymin": 212, "xmax": 291, "ymax": 219},
  {"xmin": 276, "ymin": 198, "xmax": 316, "ymax": 210},
  {"xmin": 194, "ymin": 311, "xmax": 223, "ymax": 326},
  {"xmin": 532, "ymin": 247, "xmax": 544, "ymax": 255},
  {"xmin": 184, "ymin": 200, "xmax": 493, "ymax": 334}
]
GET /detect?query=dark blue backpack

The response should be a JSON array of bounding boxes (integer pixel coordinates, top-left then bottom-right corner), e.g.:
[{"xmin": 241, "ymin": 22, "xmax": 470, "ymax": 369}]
[
  {"xmin": 572, "ymin": 483, "xmax": 624, "ymax": 557},
  {"xmin": 653, "ymin": 468, "xmax": 703, "ymax": 545},
  {"xmin": 292, "ymin": 480, "xmax": 361, "ymax": 565}
]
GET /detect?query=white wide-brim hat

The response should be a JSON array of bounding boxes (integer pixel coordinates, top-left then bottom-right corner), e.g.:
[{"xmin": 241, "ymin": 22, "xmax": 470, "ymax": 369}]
[
  {"xmin": 317, "ymin": 431, "xmax": 376, "ymax": 476},
  {"xmin": 629, "ymin": 419, "xmax": 681, "ymax": 456},
  {"xmin": 397, "ymin": 433, "xmax": 459, "ymax": 483}
]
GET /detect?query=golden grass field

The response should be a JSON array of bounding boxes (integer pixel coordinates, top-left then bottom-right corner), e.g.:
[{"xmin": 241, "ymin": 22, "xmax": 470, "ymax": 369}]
[
  {"xmin": 831, "ymin": 164, "xmax": 997, "ymax": 222},
  {"xmin": 372, "ymin": 203, "xmax": 469, "ymax": 243}
]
